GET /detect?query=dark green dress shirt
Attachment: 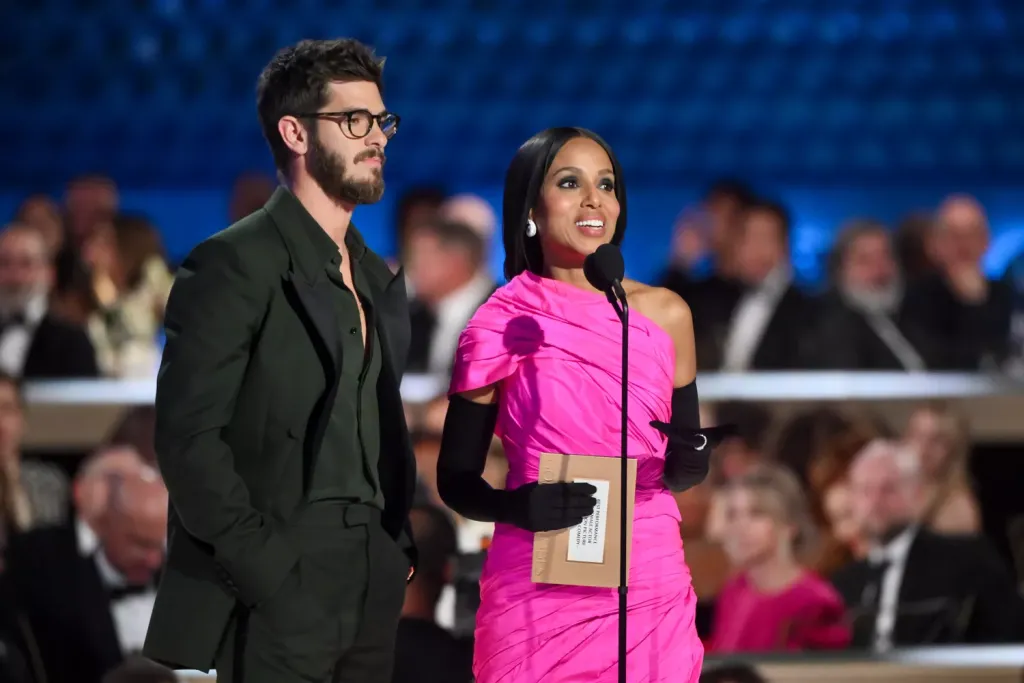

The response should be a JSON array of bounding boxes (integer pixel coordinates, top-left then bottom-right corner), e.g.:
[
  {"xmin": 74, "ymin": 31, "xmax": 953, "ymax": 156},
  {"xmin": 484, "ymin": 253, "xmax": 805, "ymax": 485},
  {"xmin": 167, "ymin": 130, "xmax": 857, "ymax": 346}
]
[{"xmin": 296, "ymin": 212, "xmax": 383, "ymax": 507}]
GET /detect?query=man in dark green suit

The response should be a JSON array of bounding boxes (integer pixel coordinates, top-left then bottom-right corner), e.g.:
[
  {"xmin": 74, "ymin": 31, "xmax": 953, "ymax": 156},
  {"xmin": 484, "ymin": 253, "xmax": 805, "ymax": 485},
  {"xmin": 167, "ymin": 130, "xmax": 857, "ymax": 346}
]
[{"xmin": 143, "ymin": 39, "xmax": 417, "ymax": 683}]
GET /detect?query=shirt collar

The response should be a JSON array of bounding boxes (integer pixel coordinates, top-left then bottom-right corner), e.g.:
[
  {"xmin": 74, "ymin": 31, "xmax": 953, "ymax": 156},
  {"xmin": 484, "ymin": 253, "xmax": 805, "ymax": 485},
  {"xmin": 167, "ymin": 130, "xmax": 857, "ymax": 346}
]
[
  {"xmin": 868, "ymin": 524, "xmax": 917, "ymax": 565},
  {"xmin": 24, "ymin": 294, "xmax": 47, "ymax": 325},
  {"xmin": 435, "ymin": 273, "xmax": 493, "ymax": 322},
  {"xmin": 78, "ymin": 519, "xmax": 129, "ymax": 588},
  {"xmin": 76, "ymin": 517, "xmax": 98, "ymax": 555},
  {"xmin": 93, "ymin": 546, "xmax": 128, "ymax": 588},
  {"xmin": 265, "ymin": 187, "xmax": 368, "ymax": 277}
]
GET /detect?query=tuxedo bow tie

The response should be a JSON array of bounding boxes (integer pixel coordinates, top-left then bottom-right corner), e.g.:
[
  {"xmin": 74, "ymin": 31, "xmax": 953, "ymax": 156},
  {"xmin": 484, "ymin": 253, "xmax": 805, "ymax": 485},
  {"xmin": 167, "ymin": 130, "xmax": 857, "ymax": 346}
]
[
  {"xmin": 0, "ymin": 312, "xmax": 27, "ymax": 328},
  {"xmin": 107, "ymin": 568, "xmax": 160, "ymax": 601},
  {"xmin": 108, "ymin": 583, "xmax": 152, "ymax": 601}
]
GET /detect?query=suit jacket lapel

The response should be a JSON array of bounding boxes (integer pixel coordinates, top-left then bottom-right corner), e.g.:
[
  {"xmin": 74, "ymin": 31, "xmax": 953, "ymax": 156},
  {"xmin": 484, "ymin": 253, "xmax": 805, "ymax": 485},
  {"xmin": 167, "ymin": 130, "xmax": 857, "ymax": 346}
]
[
  {"xmin": 366, "ymin": 266, "xmax": 411, "ymax": 377},
  {"xmin": 284, "ymin": 271, "xmax": 340, "ymax": 373},
  {"xmin": 78, "ymin": 555, "xmax": 125, "ymax": 665}
]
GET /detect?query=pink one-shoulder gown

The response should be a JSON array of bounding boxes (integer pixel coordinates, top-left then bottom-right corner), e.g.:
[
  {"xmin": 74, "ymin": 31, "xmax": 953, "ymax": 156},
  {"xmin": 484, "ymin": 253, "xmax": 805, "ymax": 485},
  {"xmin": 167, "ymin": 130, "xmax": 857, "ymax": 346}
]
[{"xmin": 448, "ymin": 271, "xmax": 703, "ymax": 683}]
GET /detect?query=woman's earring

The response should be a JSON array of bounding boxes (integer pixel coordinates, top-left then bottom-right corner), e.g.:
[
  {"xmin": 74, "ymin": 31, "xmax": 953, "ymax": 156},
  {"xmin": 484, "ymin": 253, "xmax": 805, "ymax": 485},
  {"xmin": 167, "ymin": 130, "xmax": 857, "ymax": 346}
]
[{"xmin": 525, "ymin": 219, "xmax": 538, "ymax": 237}]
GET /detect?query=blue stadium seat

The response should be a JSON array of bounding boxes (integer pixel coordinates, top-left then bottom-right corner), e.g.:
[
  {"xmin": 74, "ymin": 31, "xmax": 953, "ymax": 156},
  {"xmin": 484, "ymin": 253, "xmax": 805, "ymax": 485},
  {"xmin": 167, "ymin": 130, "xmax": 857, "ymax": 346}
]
[{"xmin": 1, "ymin": 1, "xmax": 1022, "ymax": 187}]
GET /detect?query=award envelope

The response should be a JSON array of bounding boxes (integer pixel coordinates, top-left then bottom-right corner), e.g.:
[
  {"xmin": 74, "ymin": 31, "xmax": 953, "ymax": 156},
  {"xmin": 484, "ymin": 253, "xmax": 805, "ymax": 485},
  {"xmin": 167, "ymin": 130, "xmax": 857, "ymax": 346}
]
[{"xmin": 531, "ymin": 452, "xmax": 637, "ymax": 588}]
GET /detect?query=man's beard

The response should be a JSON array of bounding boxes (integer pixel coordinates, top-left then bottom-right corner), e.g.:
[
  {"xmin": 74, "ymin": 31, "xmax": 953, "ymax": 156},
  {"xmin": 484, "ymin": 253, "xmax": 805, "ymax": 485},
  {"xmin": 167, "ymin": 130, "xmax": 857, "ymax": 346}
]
[
  {"xmin": 306, "ymin": 133, "xmax": 385, "ymax": 206},
  {"xmin": 842, "ymin": 280, "xmax": 903, "ymax": 315}
]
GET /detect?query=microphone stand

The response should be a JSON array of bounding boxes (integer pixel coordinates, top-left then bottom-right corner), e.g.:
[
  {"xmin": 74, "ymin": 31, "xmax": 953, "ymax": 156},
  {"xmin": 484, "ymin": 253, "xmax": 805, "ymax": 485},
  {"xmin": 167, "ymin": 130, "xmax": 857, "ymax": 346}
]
[{"xmin": 606, "ymin": 281, "xmax": 629, "ymax": 683}]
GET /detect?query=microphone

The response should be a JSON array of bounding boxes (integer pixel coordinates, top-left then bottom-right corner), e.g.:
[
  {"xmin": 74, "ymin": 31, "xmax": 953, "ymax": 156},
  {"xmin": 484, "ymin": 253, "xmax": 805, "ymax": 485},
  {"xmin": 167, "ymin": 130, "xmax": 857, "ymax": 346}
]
[
  {"xmin": 584, "ymin": 241, "xmax": 630, "ymax": 683},
  {"xmin": 583, "ymin": 243, "xmax": 627, "ymax": 305}
]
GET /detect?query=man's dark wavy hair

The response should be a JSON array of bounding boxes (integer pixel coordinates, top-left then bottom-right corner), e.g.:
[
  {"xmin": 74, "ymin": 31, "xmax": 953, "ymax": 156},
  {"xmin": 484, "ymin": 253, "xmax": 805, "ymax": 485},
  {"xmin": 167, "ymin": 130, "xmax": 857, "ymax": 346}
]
[{"xmin": 256, "ymin": 39, "xmax": 384, "ymax": 177}]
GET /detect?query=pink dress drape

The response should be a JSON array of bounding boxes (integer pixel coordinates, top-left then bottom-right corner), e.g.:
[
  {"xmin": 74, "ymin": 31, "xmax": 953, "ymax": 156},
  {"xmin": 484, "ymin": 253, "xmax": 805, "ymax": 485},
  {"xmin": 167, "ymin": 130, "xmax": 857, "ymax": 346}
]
[{"xmin": 449, "ymin": 271, "xmax": 703, "ymax": 682}]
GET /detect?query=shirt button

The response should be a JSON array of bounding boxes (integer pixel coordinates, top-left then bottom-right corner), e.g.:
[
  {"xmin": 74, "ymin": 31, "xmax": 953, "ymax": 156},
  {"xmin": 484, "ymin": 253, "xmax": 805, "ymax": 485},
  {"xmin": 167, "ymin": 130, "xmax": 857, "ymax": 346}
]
[{"xmin": 349, "ymin": 327, "xmax": 358, "ymax": 334}]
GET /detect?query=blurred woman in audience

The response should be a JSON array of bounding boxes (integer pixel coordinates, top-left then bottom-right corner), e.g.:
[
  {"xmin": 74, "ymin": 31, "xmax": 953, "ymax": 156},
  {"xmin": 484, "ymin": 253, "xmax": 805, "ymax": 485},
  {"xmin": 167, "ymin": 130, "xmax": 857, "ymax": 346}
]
[
  {"xmin": 770, "ymin": 407, "xmax": 883, "ymax": 574},
  {"xmin": 703, "ymin": 402, "xmax": 773, "ymax": 544},
  {"xmin": 819, "ymin": 475, "xmax": 868, "ymax": 567},
  {"xmin": 902, "ymin": 401, "xmax": 981, "ymax": 534},
  {"xmin": 710, "ymin": 464, "xmax": 850, "ymax": 652},
  {"xmin": 76, "ymin": 214, "xmax": 173, "ymax": 377}
]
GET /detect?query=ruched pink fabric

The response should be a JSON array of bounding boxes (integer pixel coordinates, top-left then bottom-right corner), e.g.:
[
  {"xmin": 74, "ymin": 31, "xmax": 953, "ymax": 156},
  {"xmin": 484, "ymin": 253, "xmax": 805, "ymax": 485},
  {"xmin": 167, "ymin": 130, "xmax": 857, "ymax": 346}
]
[{"xmin": 449, "ymin": 271, "xmax": 703, "ymax": 682}]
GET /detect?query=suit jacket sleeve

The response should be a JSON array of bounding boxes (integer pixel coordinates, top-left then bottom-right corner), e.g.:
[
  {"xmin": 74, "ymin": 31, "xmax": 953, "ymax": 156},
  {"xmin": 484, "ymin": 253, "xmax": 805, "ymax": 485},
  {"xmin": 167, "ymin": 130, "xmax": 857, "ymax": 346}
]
[
  {"xmin": 968, "ymin": 541, "xmax": 1024, "ymax": 643},
  {"xmin": 155, "ymin": 237, "xmax": 299, "ymax": 607}
]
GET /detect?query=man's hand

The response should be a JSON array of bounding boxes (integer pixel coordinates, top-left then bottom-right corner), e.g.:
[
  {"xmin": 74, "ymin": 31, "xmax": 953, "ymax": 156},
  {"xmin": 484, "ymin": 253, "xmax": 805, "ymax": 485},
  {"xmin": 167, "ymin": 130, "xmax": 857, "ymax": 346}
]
[{"xmin": 946, "ymin": 264, "xmax": 989, "ymax": 304}]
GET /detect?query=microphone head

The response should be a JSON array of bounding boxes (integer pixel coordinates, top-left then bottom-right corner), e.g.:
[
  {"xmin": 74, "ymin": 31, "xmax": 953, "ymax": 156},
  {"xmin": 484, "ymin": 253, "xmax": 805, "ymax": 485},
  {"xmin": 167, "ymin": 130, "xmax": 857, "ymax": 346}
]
[{"xmin": 583, "ymin": 243, "xmax": 625, "ymax": 292}]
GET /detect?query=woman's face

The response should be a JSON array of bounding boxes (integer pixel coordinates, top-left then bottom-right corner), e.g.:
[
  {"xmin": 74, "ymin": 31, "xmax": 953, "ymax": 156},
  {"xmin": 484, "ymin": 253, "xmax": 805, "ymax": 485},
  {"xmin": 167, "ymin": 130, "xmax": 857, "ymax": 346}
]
[
  {"xmin": 721, "ymin": 488, "xmax": 789, "ymax": 568},
  {"xmin": 82, "ymin": 222, "xmax": 119, "ymax": 275},
  {"xmin": 532, "ymin": 136, "xmax": 621, "ymax": 269},
  {"xmin": 823, "ymin": 481, "xmax": 860, "ymax": 547},
  {"xmin": 903, "ymin": 409, "xmax": 950, "ymax": 478}
]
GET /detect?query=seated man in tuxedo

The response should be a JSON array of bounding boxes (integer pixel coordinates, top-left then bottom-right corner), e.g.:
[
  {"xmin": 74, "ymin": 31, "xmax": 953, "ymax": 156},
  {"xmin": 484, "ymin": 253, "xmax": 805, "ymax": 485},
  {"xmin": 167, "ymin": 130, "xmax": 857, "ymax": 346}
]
[
  {"xmin": 9, "ymin": 467, "xmax": 167, "ymax": 683},
  {"xmin": 832, "ymin": 439, "xmax": 1023, "ymax": 650},
  {"xmin": 404, "ymin": 218, "xmax": 495, "ymax": 374},
  {"xmin": 0, "ymin": 223, "xmax": 99, "ymax": 378}
]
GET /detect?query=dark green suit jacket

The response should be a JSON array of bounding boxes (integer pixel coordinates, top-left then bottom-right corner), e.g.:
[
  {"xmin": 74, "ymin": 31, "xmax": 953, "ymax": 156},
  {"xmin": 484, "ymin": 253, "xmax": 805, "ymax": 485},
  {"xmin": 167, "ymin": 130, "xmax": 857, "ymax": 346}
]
[{"xmin": 143, "ymin": 189, "xmax": 417, "ymax": 670}]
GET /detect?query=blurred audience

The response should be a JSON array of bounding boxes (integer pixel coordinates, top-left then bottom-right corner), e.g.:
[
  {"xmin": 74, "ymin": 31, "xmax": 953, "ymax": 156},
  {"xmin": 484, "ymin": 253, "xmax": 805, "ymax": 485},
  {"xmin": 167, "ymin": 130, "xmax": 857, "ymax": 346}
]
[
  {"xmin": 901, "ymin": 401, "xmax": 981, "ymax": 535},
  {"xmin": 893, "ymin": 211, "xmax": 939, "ymax": 282},
  {"xmin": 406, "ymin": 217, "xmax": 495, "ymax": 374},
  {"xmin": 392, "ymin": 186, "xmax": 447, "ymax": 280},
  {"xmin": 393, "ymin": 504, "xmax": 472, "ymax": 683},
  {"xmin": 699, "ymin": 664, "xmax": 768, "ymax": 683},
  {"xmin": 63, "ymin": 176, "xmax": 118, "ymax": 249},
  {"xmin": 710, "ymin": 465, "xmax": 849, "ymax": 652},
  {"xmin": 14, "ymin": 196, "xmax": 65, "ymax": 258},
  {"xmin": 811, "ymin": 220, "xmax": 924, "ymax": 370},
  {"xmin": 77, "ymin": 214, "xmax": 172, "ymax": 377},
  {"xmin": 901, "ymin": 194, "xmax": 1012, "ymax": 370},
  {"xmin": 704, "ymin": 402, "xmax": 773, "ymax": 544},
  {"xmin": 660, "ymin": 179, "xmax": 755, "ymax": 290},
  {"xmin": 9, "ymin": 459, "xmax": 167, "ymax": 683},
  {"xmin": 5, "ymin": 173, "xmax": 1024, "ymax": 679},
  {"xmin": 0, "ymin": 371, "xmax": 69, "ymax": 534},
  {"xmin": 0, "ymin": 223, "xmax": 99, "ymax": 378},
  {"xmin": 228, "ymin": 172, "xmax": 276, "ymax": 223},
  {"xmin": 691, "ymin": 199, "xmax": 815, "ymax": 370},
  {"xmin": 832, "ymin": 439, "xmax": 1022, "ymax": 650}
]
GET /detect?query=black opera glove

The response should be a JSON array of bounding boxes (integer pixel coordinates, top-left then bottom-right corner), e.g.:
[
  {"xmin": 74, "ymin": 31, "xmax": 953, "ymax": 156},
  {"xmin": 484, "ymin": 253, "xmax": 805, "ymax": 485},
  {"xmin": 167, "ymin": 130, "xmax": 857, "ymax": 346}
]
[
  {"xmin": 651, "ymin": 421, "xmax": 737, "ymax": 493},
  {"xmin": 502, "ymin": 481, "xmax": 598, "ymax": 533},
  {"xmin": 436, "ymin": 394, "xmax": 596, "ymax": 532}
]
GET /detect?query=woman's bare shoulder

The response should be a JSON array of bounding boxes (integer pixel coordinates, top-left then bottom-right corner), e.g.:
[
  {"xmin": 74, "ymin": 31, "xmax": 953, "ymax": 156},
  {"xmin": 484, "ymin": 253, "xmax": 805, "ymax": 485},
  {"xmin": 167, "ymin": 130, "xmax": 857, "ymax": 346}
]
[{"xmin": 624, "ymin": 280, "xmax": 692, "ymax": 335}]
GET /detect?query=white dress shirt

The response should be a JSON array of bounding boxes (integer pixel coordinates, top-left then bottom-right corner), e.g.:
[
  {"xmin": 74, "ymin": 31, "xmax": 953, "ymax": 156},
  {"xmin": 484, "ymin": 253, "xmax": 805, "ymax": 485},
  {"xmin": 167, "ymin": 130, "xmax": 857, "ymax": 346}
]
[
  {"xmin": 0, "ymin": 295, "xmax": 47, "ymax": 377},
  {"xmin": 867, "ymin": 525, "xmax": 918, "ymax": 652},
  {"xmin": 721, "ymin": 266, "xmax": 791, "ymax": 372},
  {"xmin": 426, "ymin": 273, "xmax": 494, "ymax": 375},
  {"xmin": 77, "ymin": 519, "xmax": 156, "ymax": 655}
]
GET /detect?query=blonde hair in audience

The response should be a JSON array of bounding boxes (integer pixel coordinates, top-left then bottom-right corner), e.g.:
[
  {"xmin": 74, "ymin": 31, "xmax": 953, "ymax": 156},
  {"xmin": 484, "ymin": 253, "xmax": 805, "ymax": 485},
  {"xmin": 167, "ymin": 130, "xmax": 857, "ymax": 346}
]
[
  {"xmin": 916, "ymin": 400, "xmax": 970, "ymax": 482},
  {"xmin": 726, "ymin": 463, "xmax": 818, "ymax": 563},
  {"xmin": 910, "ymin": 401, "xmax": 975, "ymax": 527}
]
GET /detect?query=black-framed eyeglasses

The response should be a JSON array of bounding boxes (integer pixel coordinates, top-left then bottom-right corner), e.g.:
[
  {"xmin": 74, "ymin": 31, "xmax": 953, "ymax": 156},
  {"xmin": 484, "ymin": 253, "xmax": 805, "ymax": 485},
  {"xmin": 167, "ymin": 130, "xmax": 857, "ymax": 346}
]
[{"xmin": 294, "ymin": 109, "xmax": 401, "ymax": 139}]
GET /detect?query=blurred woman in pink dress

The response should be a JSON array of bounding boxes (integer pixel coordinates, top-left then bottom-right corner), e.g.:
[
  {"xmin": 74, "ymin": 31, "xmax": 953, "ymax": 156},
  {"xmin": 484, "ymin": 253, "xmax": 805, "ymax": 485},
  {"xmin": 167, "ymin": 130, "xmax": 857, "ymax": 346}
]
[
  {"xmin": 711, "ymin": 465, "xmax": 850, "ymax": 652},
  {"xmin": 436, "ymin": 127, "xmax": 714, "ymax": 682}
]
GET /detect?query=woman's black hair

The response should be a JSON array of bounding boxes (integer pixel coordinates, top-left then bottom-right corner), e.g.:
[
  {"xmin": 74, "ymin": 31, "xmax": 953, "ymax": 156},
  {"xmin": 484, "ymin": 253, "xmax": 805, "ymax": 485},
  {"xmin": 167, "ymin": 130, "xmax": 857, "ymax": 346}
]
[{"xmin": 502, "ymin": 127, "xmax": 627, "ymax": 281}]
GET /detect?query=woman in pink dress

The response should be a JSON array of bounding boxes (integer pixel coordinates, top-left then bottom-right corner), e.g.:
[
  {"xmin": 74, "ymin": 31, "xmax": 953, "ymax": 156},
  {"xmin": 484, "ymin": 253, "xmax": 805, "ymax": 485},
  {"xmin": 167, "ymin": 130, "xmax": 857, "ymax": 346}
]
[
  {"xmin": 436, "ymin": 127, "xmax": 713, "ymax": 682},
  {"xmin": 710, "ymin": 465, "xmax": 851, "ymax": 652}
]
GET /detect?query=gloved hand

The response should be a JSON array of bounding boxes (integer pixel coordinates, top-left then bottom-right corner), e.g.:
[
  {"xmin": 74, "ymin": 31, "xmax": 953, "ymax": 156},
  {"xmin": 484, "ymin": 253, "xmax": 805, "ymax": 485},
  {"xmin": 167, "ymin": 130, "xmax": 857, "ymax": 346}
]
[
  {"xmin": 649, "ymin": 422, "xmax": 737, "ymax": 450},
  {"xmin": 651, "ymin": 422, "xmax": 737, "ymax": 492},
  {"xmin": 501, "ymin": 481, "xmax": 598, "ymax": 532}
]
